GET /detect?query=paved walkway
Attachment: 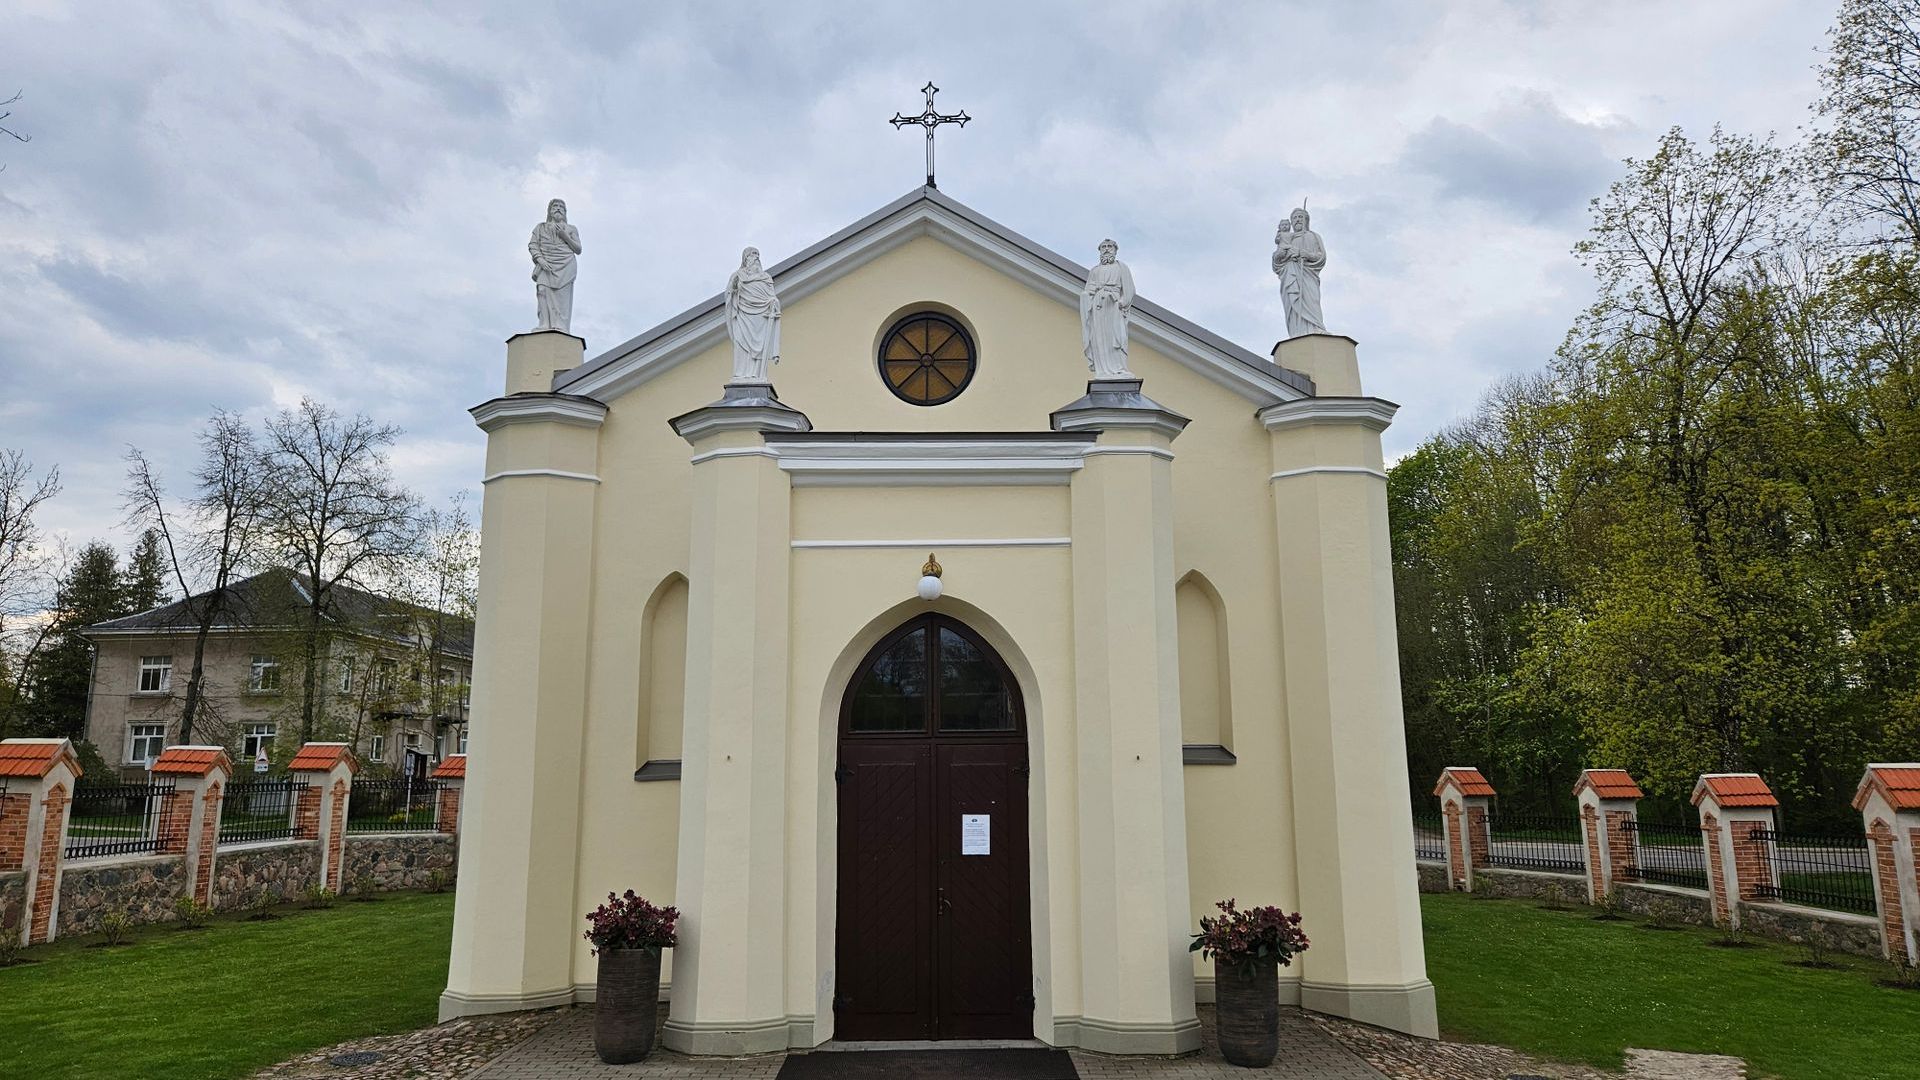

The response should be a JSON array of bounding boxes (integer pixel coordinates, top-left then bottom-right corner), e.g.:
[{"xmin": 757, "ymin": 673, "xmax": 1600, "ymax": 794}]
[{"xmin": 470, "ymin": 1006, "xmax": 1388, "ymax": 1079}]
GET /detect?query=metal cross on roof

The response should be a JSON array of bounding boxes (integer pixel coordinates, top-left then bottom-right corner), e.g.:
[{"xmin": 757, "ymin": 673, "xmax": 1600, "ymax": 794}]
[{"xmin": 890, "ymin": 82, "xmax": 970, "ymax": 189}]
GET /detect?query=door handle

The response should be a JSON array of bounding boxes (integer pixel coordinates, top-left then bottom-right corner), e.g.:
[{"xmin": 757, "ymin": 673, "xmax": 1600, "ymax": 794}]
[{"xmin": 937, "ymin": 888, "xmax": 951, "ymax": 917}]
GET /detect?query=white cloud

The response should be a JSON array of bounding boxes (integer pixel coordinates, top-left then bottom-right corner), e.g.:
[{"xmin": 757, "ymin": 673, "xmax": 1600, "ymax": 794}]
[{"xmin": 0, "ymin": 0, "xmax": 1832, "ymax": 550}]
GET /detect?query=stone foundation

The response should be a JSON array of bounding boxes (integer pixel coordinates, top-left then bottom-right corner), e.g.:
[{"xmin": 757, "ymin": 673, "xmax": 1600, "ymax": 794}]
[
  {"xmin": 57, "ymin": 853, "xmax": 186, "ymax": 935},
  {"xmin": 1737, "ymin": 900, "xmax": 1883, "ymax": 958},
  {"xmin": 1415, "ymin": 861, "xmax": 1449, "ymax": 894},
  {"xmin": 0, "ymin": 869, "xmax": 24, "ymax": 939},
  {"xmin": 341, "ymin": 832, "xmax": 456, "ymax": 892},
  {"xmin": 1469, "ymin": 867, "xmax": 1586, "ymax": 902},
  {"xmin": 210, "ymin": 840, "xmax": 321, "ymax": 911},
  {"xmin": 1616, "ymin": 882, "xmax": 1715, "ymax": 925}
]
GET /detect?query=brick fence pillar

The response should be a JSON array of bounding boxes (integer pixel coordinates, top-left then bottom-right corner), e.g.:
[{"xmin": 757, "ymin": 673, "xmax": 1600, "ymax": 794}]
[
  {"xmin": 430, "ymin": 754, "xmax": 466, "ymax": 840},
  {"xmin": 150, "ymin": 747, "xmax": 233, "ymax": 909},
  {"xmin": 288, "ymin": 743, "xmax": 359, "ymax": 894},
  {"xmin": 1853, "ymin": 764, "xmax": 1920, "ymax": 964},
  {"xmin": 0, "ymin": 738, "xmax": 84, "ymax": 946},
  {"xmin": 1573, "ymin": 769, "xmax": 1644, "ymax": 904},
  {"xmin": 1692, "ymin": 773, "xmax": 1779, "ymax": 931},
  {"xmin": 1435, "ymin": 767, "xmax": 1496, "ymax": 891}
]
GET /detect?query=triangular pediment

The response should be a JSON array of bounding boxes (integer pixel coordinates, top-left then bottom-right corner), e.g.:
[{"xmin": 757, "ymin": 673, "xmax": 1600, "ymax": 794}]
[{"xmin": 554, "ymin": 187, "xmax": 1312, "ymax": 405}]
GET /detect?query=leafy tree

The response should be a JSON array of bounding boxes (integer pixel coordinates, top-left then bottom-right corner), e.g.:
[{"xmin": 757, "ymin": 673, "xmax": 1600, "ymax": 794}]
[
  {"xmin": 122, "ymin": 529, "xmax": 168, "ymax": 613},
  {"xmin": 22, "ymin": 543, "xmax": 127, "ymax": 738}
]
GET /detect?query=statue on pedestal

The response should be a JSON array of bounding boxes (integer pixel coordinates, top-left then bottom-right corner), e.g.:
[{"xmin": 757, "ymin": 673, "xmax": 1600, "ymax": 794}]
[
  {"xmin": 1080, "ymin": 239, "xmax": 1136, "ymax": 379},
  {"xmin": 529, "ymin": 199, "xmax": 582, "ymax": 333},
  {"xmin": 1273, "ymin": 207, "xmax": 1326, "ymax": 338},
  {"xmin": 725, "ymin": 247, "xmax": 782, "ymax": 383}
]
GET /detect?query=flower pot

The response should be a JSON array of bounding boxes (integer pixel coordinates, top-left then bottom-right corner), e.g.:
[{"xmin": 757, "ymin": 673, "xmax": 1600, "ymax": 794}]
[
  {"xmin": 1214, "ymin": 956, "xmax": 1279, "ymax": 1068},
  {"xmin": 593, "ymin": 947, "xmax": 661, "ymax": 1064}
]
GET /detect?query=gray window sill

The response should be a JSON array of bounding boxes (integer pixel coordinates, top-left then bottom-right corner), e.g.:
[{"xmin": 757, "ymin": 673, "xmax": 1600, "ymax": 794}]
[
  {"xmin": 1182, "ymin": 744, "xmax": 1237, "ymax": 765},
  {"xmin": 634, "ymin": 759, "xmax": 682, "ymax": 782}
]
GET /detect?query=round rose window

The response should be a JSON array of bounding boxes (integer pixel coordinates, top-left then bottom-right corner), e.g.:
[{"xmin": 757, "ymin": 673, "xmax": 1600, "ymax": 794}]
[{"xmin": 878, "ymin": 312, "xmax": 976, "ymax": 406}]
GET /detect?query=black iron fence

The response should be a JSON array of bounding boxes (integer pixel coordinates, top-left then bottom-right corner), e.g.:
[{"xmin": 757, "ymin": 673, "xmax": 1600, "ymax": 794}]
[
  {"xmin": 1412, "ymin": 809, "xmax": 1446, "ymax": 862},
  {"xmin": 219, "ymin": 777, "xmax": 309, "ymax": 845},
  {"xmin": 65, "ymin": 781, "xmax": 176, "ymax": 859},
  {"xmin": 346, "ymin": 777, "xmax": 441, "ymax": 833},
  {"xmin": 1621, "ymin": 819, "xmax": 1708, "ymax": 890},
  {"xmin": 1755, "ymin": 829, "xmax": 1876, "ymax": 914},
  {"xmin": 1485, "ymin": 813, "xmax": 1585, "ymax": 873}
]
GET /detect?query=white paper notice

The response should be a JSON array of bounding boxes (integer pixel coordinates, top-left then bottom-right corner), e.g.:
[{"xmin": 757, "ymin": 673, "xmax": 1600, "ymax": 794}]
[{"xmin": 961, "ymin": 814, "xmax": 991, "ymax": 856}]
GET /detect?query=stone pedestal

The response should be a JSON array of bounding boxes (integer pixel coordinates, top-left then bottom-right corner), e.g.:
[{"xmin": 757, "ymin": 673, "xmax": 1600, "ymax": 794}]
[
  {"xmin": 1261, "ymin": 338, "xmax": 1436, "ymax": 1039},
  {"xmin": 1573, "ymin": 770, "xmax": 1644, "ymax": 903},
  {"xmin": 663, "ymin": 384, "xmax": 811, "ymax": 1055},
  {"xmin": 1050, "ymin": 380, "xmax": 1202, "ymax": 1056},
  {"xmin": 0, "ymin": 738, "xmax": 83, "ymax": 946},
  {"xmin": 440, "ymin": 335, "xmax": 608, "ymax": 1022},
  {"xmin": 1434, "ymin": 768, "xmax": 1495, "ymax": 893},
  {"xmin": 288, "ymin": 743, "xmax": 359, "ymax": 894},
  {"xmin": 150, "ymin": 746, "xmax": 233, "ymax": 908}
]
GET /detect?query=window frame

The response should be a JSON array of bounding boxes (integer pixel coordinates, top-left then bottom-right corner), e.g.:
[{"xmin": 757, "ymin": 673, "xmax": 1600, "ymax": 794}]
[
  {"xmin": 136, "ymin": 655, "xmax": 173, "ymax": 695},
  {"xmin": 128, "ymin": 722, "xmax": 167, "ymax": 765},
  {"xmin": 369, "ymin": 734, "xmax": 385, "ymax": 763},
  {"xmin": 838, "ymin": 613, "xmax": 1024, "ymax": 739},
  {"xmin": 248, "ymin": 654, "xmax": 281, "ymax": 693},
  {"xmin": 241, "ymin": 723, "xmax": 276, "ymax": 764},
  {"xmin": 877, "ymin": 311, "xmax": 978, "ymax": 407}
]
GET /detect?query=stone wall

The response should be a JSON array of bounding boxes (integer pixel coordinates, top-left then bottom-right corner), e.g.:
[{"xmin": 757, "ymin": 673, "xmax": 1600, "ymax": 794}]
[
  {"xmin": 341, "ymin": 832, "xmax": 455, "ymax": 892},
  {"xmin": 57, "ymin": 853, "xmax": 186, "ymax": 935},
  {"xmin": 1472, "ymin": 867, "xmax": 1586, "ymax": 903},
  {"xmin": 210, "ymin": 840, "xmax": 320, "ymax": 912},
  {"xmin": 1415, "ymin": 860, "xmax": 1450, "ymax": 894},
  {"xmin": 1739, "ymin": 900, "xmax": 1883, "ymax": 959},
  {"xmin": 1616, "ymin": 882, "xmax": 1715, "ymax": 926},
  {"xmin": 0, "ymin": 870, "xmax": 24, "ymax": 940}
]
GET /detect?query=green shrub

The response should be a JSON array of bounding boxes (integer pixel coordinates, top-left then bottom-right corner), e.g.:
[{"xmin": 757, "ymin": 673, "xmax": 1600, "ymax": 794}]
[
  {"xmin": 425, "ymin": 869, "xmax": 451, "ymax": 894},
  {"xmin": 98, "ymin": 911, "xmax": 133, "ymax": 946},
  {"xmin": 303, "ymin": 885, "xmax": 336, "ymax": 909},
  {"xmin": 1540, "ymin": 883, "xmax": 1567, "ymax": 911},
  {"xmin": 348, "ymin": 874, "xmax": 379, "ymax": 901},
  {"xmin": 1795, "ymin": 925, "xmax": 1836, "ymax": 967},
  {"xmin": 1591, "ymin": 887, "xmax": 1625, "ymax": 920},
  {"xmin": 0, "ymin": 933, "xmax": 22, "ymax": 967},
  {"xmin": 245, "ymin": 891, "xmax": 281, "ymax": 921},
  {"xmin": 172, "ymin": 896, "xmax": 211, "ymax": 929},
  {"xmin": 1645, "ymin": 898, "xmax": 1684, "ymax": 929}
]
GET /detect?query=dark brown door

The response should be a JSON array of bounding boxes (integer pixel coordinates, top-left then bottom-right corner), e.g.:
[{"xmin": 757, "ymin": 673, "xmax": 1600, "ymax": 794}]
[{"xmin": 834, "ymin": 614, "xmax": 1033, "ymax": 1041}]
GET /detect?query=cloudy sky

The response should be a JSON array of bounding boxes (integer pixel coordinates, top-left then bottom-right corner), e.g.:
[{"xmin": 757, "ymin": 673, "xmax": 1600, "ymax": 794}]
[{"xmin": 1, "ymin": 1, "xmax": 1832, "ymax": 552}]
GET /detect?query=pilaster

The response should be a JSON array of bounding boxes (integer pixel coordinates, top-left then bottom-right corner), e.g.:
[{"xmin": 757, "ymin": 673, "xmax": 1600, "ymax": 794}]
[
  {"xmin": 1434, "ymin": 768, "xmax": 1495, "ymax": 893},
  {"xmin": 0, "ymin": 738, "xmax": 83, "ymax": 946},
  {"xmin": 1691, "ymin": 773, "xmax": 1779, "ymax": 930},
  {"xmin": 442, "ymin": 334, "xmax": 607, "ymax": 1022},
  {"xmin": 1264, "ymin": 335, "xmax": 1435, "ymax": 1039},
  {"xmin": 150, "ymin": 746, "xmax": 234, "ymax": 909},
  {"xmin": 1573, "ymin": 769, "xmax": 1644, "ymax": 903},
  {"xmin": 432, "ymin": 754, "xmax": 467, "ymax": 840},
  {"xmin": 664, "ymin": 384, "xmax": 810, "ymax": 1055},
  {"xmin": 1051, "ymin": 379, "xmax": 1201, "ymax": 1056},
  {"xmin": 289, "ymin": 743, "xmax": 358, "ymax": 893},
  {"xmin": 1853, "ymin": 764, "xmax": 1920, "ymax": 964}
]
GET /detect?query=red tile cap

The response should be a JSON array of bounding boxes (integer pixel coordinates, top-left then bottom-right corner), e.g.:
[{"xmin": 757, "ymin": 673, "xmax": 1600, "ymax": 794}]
[
  {"xmin": 430, "ymin": 754, "xmax": 466, "ymax": 780},
  {"xmin": 287, "ymin": 743, "xmax": 358, "ymax": 774},
  {"xmin": 150, "ymin": 746, "xmax": 231, "ymax": 777},
  {"xmin": 1434, "ymin": 767, "xmax": 1496, "ymax": 798},
  {"xmin": 1691, "ymin": 773, "xmax": 1778, "ymax": 808},
  {"xmin": 1854, "ymin": 764, "xmax": 1920, "ymax": 813},
  {"xmin": 1573, "ymin": 769, "xmax": 1644, "ymax": 800},
  {"xmin": 0, "ymin": 738, "xmax": 80, "ymax": 780}
]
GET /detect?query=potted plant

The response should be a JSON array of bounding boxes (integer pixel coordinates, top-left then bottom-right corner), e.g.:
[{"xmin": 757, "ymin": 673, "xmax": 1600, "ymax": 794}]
[
  {"xmin": 583, "ymin": 890, "xmax": 678, "ymax": 1064},
  {"xmin": 1189, "ymin": 899, "xmax": 1310, "ymax": 1068}
]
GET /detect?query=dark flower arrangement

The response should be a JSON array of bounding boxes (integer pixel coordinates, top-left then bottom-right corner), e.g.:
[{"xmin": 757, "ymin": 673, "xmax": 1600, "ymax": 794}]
[
  {"xmin": 584, "ymin": 891, "xmax": 679, "ymax": 956},
  {"xmin": 1188, "ymin": 899, "xmax": 1310, "ymax": 975}
]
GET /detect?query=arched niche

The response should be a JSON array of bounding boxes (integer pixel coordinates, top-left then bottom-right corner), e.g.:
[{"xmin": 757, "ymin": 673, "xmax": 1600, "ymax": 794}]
[
  {"xmin": 1175, "ymin": 570, "xmax": 1234, "ymax": 762},
  {"xmin": 635, "ymin": 572, "xmax": 688, "ymax": 778}
]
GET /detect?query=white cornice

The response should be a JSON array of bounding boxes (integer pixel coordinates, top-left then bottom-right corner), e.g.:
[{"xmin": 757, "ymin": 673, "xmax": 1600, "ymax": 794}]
[
  {"xmin": 552, "ymin": 196, "xmax": 1312, "ymax": 407},
  {"xmin": 767, "ymin": 437, "xmax": 1090, "ymax": 487},
  {"xmin": 1257, "ymin": 396, "xmax": 1398, "ymax": 433},
  {"xmin": 482, "ymin": 468, "xmax": 601, "ymax": 484},
  {"xmin": 1268, "ymin": 465, "xmax": 1388, "ymax": 482},
  {"xmin": 792, "ymin": 537, "xmax": 1071, "ymax": 549},
  {"xmin": 671, "ymin": 405, "xmax": 813, "ymax": 442},
  {"xmin": 470, "ymin": 394, "xmax": 609, "ymax": 433}
]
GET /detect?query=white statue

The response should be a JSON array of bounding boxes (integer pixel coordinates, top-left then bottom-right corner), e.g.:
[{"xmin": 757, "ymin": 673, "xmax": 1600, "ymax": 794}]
[
  {"xmin": 529, "ymin": 199, "xmax": 582, "ymax": 333},
  {"xmin": 1080, "ymin": 238, "xmax": 1136, "ymax": 379},
  {"xmin": 725, "ymin": 246, "xmax": 781, "ymax": 383},
  {"xmin": 1272, "ymin": 206, "xmax": 1326, "ymax": 337}
]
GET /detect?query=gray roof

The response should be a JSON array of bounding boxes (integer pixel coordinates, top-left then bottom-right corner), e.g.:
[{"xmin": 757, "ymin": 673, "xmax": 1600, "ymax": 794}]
[
  {"xmin": 555, "ymin": 185, "xmax": 1314, "ymax": 398},
  {"xmin": 82, "ymin": 569, "xmax": 474, "ymax": 658}
]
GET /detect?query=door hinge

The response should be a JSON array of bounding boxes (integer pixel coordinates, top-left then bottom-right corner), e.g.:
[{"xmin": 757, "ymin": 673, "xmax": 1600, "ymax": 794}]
[{"xmin": 834, "ymin": 762, "xmax": 854, "ymax": 785}]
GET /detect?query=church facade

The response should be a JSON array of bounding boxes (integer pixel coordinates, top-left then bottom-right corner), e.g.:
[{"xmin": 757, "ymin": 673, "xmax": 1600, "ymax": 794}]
[{"xmin": 440, "ymin": 187, "xmax": 1434, "ymax": 1054}]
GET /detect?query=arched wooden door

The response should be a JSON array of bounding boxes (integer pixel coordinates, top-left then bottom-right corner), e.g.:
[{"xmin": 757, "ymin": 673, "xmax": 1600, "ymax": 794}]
[{"xmin": 833, "ymin": 613, "xmax": 1033, "ymax": 1040}]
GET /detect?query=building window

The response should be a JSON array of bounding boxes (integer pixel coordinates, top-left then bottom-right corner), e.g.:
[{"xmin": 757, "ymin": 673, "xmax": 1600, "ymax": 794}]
[
  {"xmin": 241, "ymin": 723, "xmax": 276, "ymax": 764},
  {"xmin": 434, "ymin": 731, "xmax": 446, "ymax": 760},
  {"xmin": 457, "ymin": 727, "xmax": 468, "ymax": 754},
  {"xmin": 338, "ymin": 657, "xmax": 355, "ymax": 694},
  {"xmin": 249, "ymin": 655, "xmax": 281, "ymax": 693},
  {"xmin": 374, "ymin": 660, "xmax": 396, "ymax": 694},
  {"xmin": 460, "ymin": 674, "xmax": 470, "ymax": 708},
  {"xmin": 878, "ymin": 311, "xmax": 976, "ymax": 406},
  {"xmin": 137, "ymin": 655, "xmax": 173, "ymax": 694},
  {"xmin": 128, "ymin": 723, "xmax": 167, "ymax": 765},
  {"xmin": 369, "ymin": 734, "xmax": 385, "ymax": 762},
  {"xmin": 403, "ymin": 731, "xmax": 421, "ymax": 751}
]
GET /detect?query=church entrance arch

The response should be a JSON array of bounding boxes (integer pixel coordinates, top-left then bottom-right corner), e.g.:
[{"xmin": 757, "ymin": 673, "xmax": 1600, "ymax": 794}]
[{"xmin": 833, "ymin": 612, "xmax": 1033, "ymax": 1041}]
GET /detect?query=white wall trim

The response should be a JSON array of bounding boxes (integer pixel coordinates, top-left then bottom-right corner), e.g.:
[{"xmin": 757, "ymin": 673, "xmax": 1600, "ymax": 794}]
[
  {"xmin": 756, "ymin": 437, "xmax": 1091, "ymax": 487},
  {"xmin": 481, "ymin": 468, "xmax": 602, "ymax": 484},
  {"xmin": 1083, "ymin": 445, "xmax": 1177, "ymax": 461},
  {"xmin": 792, "ymin": 537, "xmax": 1071, "ymax": 549},
  {"xmin": 1268, "ymin": 465, "xmax": 1388, "ymax": 482},
  {"xmin": 687, "ymin": 446, "xmax": 781, "ymax": 466},
  {"xmin": 1257, "ymin": 396, "xmax": 1398, "ymax": 433},
  {"xmin": 470, "ymin": 394, "xmax": 608, "ymax": 432}
]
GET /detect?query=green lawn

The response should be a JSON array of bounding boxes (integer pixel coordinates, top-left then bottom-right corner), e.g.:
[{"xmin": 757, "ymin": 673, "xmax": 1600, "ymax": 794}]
[
  {"xmin": 1422, "ymin": 891, "xmax": 1920, "ymax": 1080},
  {"xmin": 0, "ymin": 892, "xmax": 454, "ymax": 1080}
]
